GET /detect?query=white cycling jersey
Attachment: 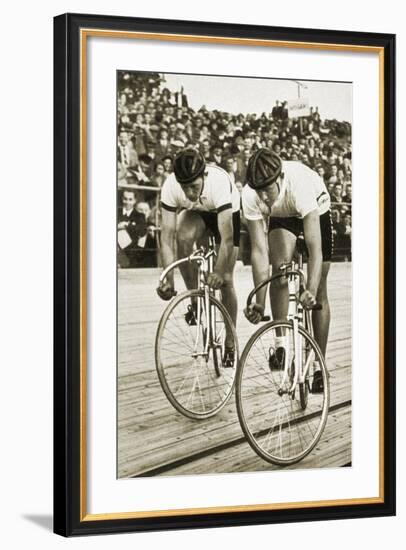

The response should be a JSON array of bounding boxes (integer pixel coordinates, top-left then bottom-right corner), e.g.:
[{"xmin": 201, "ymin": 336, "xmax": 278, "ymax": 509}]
[
  {"xmin": 242, "ymin": 161, "xmax": 330, "ymax": 221},
  {"xmin": 161, "ymin": 165, "xmax": 241, "ymax": 214}
]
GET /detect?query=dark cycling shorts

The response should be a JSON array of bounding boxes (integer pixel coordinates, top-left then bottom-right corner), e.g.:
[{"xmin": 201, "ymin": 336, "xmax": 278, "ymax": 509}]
[
  {"xmin": 196, "ymin": 210, "xmax": 241, "ymax": 247},
  {"xmin": 268, "ymin": 210, "xmax": 333, "ymax": 261}
]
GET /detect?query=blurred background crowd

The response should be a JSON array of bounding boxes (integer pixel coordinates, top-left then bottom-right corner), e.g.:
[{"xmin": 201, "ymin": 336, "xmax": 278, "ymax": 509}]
[{"xmin": 117, "ymin": 72, "xmax": 352, "ymax": 268}]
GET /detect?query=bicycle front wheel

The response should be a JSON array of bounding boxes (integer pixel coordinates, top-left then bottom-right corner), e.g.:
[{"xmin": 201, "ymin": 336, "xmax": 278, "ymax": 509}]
[
  {"xmin": 236, "ymin": 321, "xmax": 329, "ymax": 465},
  {"xmin": 155, "ymin": 290, "xmax": 238, "ymax": 419}
]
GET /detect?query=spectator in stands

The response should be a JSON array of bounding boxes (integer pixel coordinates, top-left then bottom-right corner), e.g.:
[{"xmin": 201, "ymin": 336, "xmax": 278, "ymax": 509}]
[
  {"xmin": 162, "ymin": 155, "xmax": 173, "ymax": 176},
  {"xmin": 337, "ymin": 168, "xmax": 345, "ymax": 183},
  {"xmin": 236, "ymin": 147, "xmax": 252, "ymax": 183},
  {"xmin": 342, "ymin": 213, "xmax": 352, "ymax": 235},
  {"xmin": 171, "ymin": 139, "xmax": 185, "ymax": 155},
  {"xmin": 118, "ymin": 130, "xmax": 138, "ymax": 169},
  {"xmin": 209, "ymin": 144, "xmax": 224, "ymax": 167},
  {"xmin": 117, "ymin": 71, "xmax": 352, "ymax": 265},
  {"xmin": 118, "ymin": 161, "xmax": 128, "ymax": 187},
  {"xmin": 155, "ymin": 128, "xmax": 171, "ymax": 160},
  {"xmin": 316, "ymin": 164, "xmax": 326, "ymax": 182},
  {"xmin": 134, "ymin": 200, "xmax": 150, "ymax": 220},
  {"xmin": 336, "ymin": 213, "xmax": 352, "ymax": 260},
  {"xmin": 331, "ymin": 208, "xmax": 341, "ymax": 229},
  {"xmin": 343, "ymin": 183, "xmax": 352, "ymax": 203},
  {"xmin": 272, "ymin": 141, "xmax": 282, "ymax": 155},
  {"xmin": 300, "ymin": 152, "xmax": 311, "ymax": 167},
  {"xmin": 137, "ymin": 154, "xmax": 154, "ymax": 180},
  {"xmin": 150, "ymin": 162, "xmax": 166, "ymax": 188},
  {"xmin": 327, "ymin": 182, "xmax": 335, "ymax": 198},
  {"xmin": 272, "ymin": 100, "xmax": 282, "ymax": 120},
  {"xmin": 117, "ymin": 189, "xmax": 147, "ymax": 268},
  {"xmin": 200, "ymin": 138, "xmax": 211, "ymax": 160},
  {"xmin": 135, "ymin": 201, "xmax": 158, "ymax": 267},
  {"xmin": 132, "ymin": 126, "xmax": 147, "ymax": 157},
  {"xmin": 344, "ymin": 173, "xmax": 352, "ymax": 188},
  {"xmin": 331, "ymin": 182, "xmax": 343, "ymax": 203},
  {"xmin": 339, "ymin": 204, "xmax": 350, "ymax": 220},
  {"xmin": 225, "ymin": 156, "xmax": 237, "ymax": 185},
  {"xmin": 146, "ymin": 142, "xmax": 158, "ymax": 169},
  {"xmin": 328, "ymin": 164, "xmax": 339, "ymax": 182}
]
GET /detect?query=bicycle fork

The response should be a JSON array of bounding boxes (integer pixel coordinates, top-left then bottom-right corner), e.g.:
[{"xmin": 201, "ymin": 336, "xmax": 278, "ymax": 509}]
[
  {"xmin": 191, "ymin": 249, "xmax": 223, "ymax": 361},
  {"xmin": 191, "ymin": 257, "xmax": 213, "ymax": 359},
  {"xmin": 277, "ymin": 318, "xmax": 300, "ymax": 396},
  {"xmin": 277, "ymin": 272, "xmax": 304, "ymax": 396}
]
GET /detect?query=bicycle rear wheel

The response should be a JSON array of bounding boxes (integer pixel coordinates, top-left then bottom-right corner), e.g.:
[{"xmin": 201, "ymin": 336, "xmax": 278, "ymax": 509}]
[
  {"xmin": 155, "ymin": 290, "xmax": 238, "ymax": 419},
  {"xmin": 236, "ymin": 321, "xmax": 329, "ymax": 465}
]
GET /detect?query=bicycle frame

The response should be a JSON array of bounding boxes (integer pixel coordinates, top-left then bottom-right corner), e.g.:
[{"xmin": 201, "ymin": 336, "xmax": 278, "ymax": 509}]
[
  {"xmin": 158, "ymin": 237, "xmax": 220, "ymax": 359},
  {"xmin": 246, "ymin": 248, "xmax": 315, "ymax": 397}
]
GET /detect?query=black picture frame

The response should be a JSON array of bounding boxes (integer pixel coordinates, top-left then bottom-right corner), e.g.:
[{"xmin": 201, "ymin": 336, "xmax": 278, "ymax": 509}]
[{"xmin": 54, "ymin": 12, "xmax": 396, "ymax": 537}]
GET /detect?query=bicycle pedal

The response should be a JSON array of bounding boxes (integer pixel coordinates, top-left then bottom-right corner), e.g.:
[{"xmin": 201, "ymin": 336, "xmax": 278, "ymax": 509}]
[
  {"xmin": 311, "ymin": 370, "xmax": 324, "ymax": 393},
  {"xmin": 269, "ymin": 346, "xmax": 285, "ymax": 371},
  {"xmin": 184, "ymin": 304, "xmax": 197, "ymax": 326},
  {"xmin": 222, "ymin": 349, "xmax": 235, "ymax": 368}
]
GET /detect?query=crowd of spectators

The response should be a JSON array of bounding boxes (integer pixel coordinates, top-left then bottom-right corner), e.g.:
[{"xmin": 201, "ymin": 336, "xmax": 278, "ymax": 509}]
[{"xmin": 117, "ymin": 72, "xmax": 352, "ymax": 267}]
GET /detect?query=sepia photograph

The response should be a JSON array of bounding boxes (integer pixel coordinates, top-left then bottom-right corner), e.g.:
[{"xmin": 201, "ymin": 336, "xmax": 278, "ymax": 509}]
[{"xmin": 116, "ymin": 70, "xmax": 352, "ymax": 478}]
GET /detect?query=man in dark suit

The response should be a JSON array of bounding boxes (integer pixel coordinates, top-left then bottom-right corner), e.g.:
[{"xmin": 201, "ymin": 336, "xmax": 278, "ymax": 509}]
[{"xmin": 117, "ymin": 189, "xmax": 147, "ymax": 267}]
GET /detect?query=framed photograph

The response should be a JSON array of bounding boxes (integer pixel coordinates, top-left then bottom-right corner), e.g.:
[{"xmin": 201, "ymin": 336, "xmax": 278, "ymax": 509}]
[{"xmin": 54, "ymin": 13, "xmax": 396, "ymax": 536}]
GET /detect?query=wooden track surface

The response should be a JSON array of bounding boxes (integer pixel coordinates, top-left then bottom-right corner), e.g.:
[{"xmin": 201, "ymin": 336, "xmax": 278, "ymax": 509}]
[{"xmin": 118, "ymin": 262, "xmax": 352, "ymax": 477}]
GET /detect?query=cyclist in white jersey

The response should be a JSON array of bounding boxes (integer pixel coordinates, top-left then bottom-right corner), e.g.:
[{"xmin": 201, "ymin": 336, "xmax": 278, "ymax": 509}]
[
  {"xmin": 156, "ymin": 148, "xmax": 241, "ymax": 366},
  {"xmin": 242, "ymin": 148, "xmax": 333, "ymax": 391}
]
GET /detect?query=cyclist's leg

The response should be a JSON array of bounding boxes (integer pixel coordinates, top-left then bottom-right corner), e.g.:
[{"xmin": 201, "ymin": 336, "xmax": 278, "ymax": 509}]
[
  {"xmin": 312, "ymin": 210, "xmax": 333, "ymax": 358},
  {"xmin": 220, "ymin": 246, "xmax": 238, "ymax": 349},
  {"xmin": 268, "ymin": 226, "xmax": 297, "ymax": 321},
  {"xmin": 267, "ymin": 226, "xmax": 297, "ymax": 369},
  {"xmin": 220, "ymin": 211, "xmax": 240, "ymax": 347},
  {"xmin": 312, "ymin": 261, "xmax": 331, "ymax": 357},
  {"xmin": 176, "ymin": 210, "xmax": 206, "ymax": 290},
  {"xmin": 199, "ymin": 210, "xmax": 239, "ymax": 347}
]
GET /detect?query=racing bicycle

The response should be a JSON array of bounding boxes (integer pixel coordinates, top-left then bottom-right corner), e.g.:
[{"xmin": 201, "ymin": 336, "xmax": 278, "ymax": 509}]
[
  {"xmin": 155, "ymin": 237, "xmax": 238, "ymax": 420},
  {"xmin": 236, "ymin": 235, "xmax": 330, "ymax": 465}
]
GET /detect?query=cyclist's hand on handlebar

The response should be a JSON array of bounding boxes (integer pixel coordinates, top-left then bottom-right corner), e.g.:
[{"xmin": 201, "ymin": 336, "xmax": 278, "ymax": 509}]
[
  {"xmin": 299, "ymin": 290, "xmax": 317, "ymax": 309},
  {"xmin": 156, "ymin": 280, "xmax": 176, "ymax": 301},
  {"xmin": 244, "ymin": 303, "xmax": 265, "ymax": 324},
  {"xmin": 207, "ymin": 272, "xmax": 223, "ymax": 290}
]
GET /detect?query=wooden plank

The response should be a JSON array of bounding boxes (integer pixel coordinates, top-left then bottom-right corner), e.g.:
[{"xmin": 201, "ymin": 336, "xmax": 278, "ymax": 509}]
[
  {"xmin": 164, "ymin": 408, "xmax": 352, "ymax": 476},
  {"xmin": 117, "ymin": 262, "xmax": 352, "ymax": 477}
]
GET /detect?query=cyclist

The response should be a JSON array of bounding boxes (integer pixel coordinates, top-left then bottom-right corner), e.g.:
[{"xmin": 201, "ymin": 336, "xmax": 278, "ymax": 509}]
[
  {"xmin": 156, "ymin": 147, "xmax": 241, "ymax": 367},
  {"xmin": 242, "ymin": 148, "xmax": 332, "ymax": 391}
]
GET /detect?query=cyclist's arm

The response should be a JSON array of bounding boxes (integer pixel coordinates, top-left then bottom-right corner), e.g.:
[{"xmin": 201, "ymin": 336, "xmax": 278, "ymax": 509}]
[
  {"xmin": 215, "ymin": 207, "xmax": 235, "ymax": 276},
  {"xmin": 160, "ymin": 207, "xmax": 177, "ymax": 286},
  {"xmin": 246, "ymin": 218, "xmax": 270, "ymax": 309},
  {"xmin": 303, "ymin": 209, "xmax": 323, "ymax": 296}
]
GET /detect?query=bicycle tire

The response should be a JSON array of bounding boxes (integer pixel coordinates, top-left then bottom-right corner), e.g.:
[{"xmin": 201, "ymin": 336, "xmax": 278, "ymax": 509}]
[
  {"xmin": 236, "ymin": 320, "xmax": 329, "ymax": 465},
  {"xmin": 155, "ymin": 289, "xmax": 238, "ymax": 420},
  {"xmin": 211, "ymin": 299, "xmax": 222, "ymax": 378},
  {"xmin": 299, "ymin": 312, "xmax": 312, "ymax": 410},
  {"xmin": 299, "ymin": 378, "xmax": 310, "ymax": 410},
  {"xmin": 299, "ymin": 338, "xmax": 313, "ymax": 410}
]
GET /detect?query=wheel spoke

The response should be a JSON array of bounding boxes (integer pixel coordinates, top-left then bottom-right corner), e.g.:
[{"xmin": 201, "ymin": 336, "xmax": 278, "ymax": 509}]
[
  {"xmin": 157, "ymin": 291, "xmax": 237, "ymax": 419},
  {"xmin": 237, "ymin": 321, "xmax": 329, "ymax": 464}
]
